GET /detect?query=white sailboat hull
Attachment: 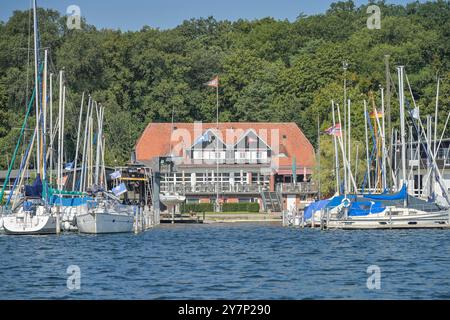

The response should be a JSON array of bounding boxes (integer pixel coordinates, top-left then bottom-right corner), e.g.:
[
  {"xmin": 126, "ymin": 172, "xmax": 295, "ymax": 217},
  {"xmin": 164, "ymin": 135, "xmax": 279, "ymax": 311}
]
[
  {"xmin": 2, "ymin": 213, "xmax": 57, "ymax": 235},
  {"xmin": 76, "ymin": 211, "xmax": 134, "ymax": 234},
  {"xmin": 52, "ymin": 205, "xmax": 88, "ymax": 231},
  {"xmin": 326, "ymin": 208, "xmax": 450, "ymax": 229}
]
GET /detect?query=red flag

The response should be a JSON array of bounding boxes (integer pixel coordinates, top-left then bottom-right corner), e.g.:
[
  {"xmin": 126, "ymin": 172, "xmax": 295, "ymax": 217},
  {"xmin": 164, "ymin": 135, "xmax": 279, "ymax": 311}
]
[{"xmin": 206, "ymin": 76, "xmax": 219, "ymax": 88}]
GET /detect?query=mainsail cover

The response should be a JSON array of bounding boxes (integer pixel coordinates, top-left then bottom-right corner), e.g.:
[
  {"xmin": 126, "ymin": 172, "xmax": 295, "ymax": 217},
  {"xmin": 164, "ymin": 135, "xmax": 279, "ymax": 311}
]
[
  {"xmin": 363, "ymin": 184, "xmax": 407, "ymax": 201},
  {"xmin": 304, "ymin": 199, "xmax": 330, "ymax": 220},
  {"xmin": 348, "ymin": 200, "xmax": 385, "ymax": 216}
]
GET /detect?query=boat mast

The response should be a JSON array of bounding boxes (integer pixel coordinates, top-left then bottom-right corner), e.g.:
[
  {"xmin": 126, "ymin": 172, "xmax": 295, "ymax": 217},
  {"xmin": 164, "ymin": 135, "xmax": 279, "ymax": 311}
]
[
  {"xmin": 364, "ymin": 100, "xmax": 371, "ymax": 191},
  {"xmin": 49, "ymin": 73, "xmax": 53, "ymax": 184},
  {"xmin": 342, "ymin": 62, "xmax": 349, "ymax": 194},
  {"xmin": 57, "ymin": 71, "xmax": 63, "ymax": 190},
  {"xmin": 95, "ymin": 103, "xmax": 103, "ymax": 186},
  {"xmin": 427, "ymin": 115, "xmax": 432, "ymax": 198},
  {"xmin": 331, "ymin": 101, "xmax": 340, "ymax": 195},
  {"xmin": 42, "ymin": 49, "xmax": 47, "ymax": 183},
  {"xmin": 397, "ymin": 66, "xmax": 407, "ymax": 206},
  {"xmin": 33, "ymin": 0, "xmax": 40, "ymax": 177},
  {"xmin": 337, "ymin": 103, "xmax": 347, "ymax": 196},
  {"xmin": 380, "ymin": 87, "xmax": 387, "ymax": 191},
  {"xmin": 432, "ymin": 77, "xmax": 439, "ymax": 198},
  {"xmin": 62, "ymin": 85, "xmax": 66, "ymax": 189},
  {"xmin": 72, "ymin": 92, "xmax": 85, "ymax": 191},
  {"xmin": 347, "ymin": 99, "xmax": 351, "ymax": 193},
  {"xmin": 80, "ymin": 96, "xmax": 91, "ymax": 192}
]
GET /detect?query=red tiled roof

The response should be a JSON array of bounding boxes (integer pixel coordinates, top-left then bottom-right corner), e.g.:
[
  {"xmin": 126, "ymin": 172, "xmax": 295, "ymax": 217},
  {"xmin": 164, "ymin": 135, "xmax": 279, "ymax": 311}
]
[{"xmin": 135, "ymin": 122, "xmax": 315, "ymax": 169}]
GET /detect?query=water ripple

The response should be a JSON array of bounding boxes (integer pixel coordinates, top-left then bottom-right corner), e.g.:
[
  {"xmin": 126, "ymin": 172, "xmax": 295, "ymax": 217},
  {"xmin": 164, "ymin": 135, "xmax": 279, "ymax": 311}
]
[{"xmin": 1, "ymin": 224, "xmax": 450, "ymax": 299}]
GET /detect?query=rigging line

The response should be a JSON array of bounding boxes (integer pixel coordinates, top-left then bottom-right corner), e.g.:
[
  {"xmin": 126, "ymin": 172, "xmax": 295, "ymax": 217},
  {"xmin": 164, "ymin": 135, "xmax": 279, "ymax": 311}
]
[{"xmin": 0, "ymin": 64, "xmax": 43, "ymax": 203}]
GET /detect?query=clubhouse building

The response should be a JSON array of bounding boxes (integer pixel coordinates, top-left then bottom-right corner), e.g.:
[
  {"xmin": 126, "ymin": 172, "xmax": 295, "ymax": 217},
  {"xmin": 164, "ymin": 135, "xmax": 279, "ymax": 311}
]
[{"xmin": 134, "ymin": 122, "xmax": 318, "ymax": 211}]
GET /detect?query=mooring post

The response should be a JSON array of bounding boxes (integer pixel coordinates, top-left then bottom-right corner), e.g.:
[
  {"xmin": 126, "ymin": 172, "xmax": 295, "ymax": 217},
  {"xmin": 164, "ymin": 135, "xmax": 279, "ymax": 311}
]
[
  {"xmin": 134, "ymin": 206, "xmax": 138, "ymax": 234},
  {"xmin": 56, "ymin": 205, "xmax": 61, "ymax": 234},
  {"xmin": 326, "ymin": 208, "xmax": 330, "ymax": 230},
  {"xmin": 320, "ymin": 209, "xmax": 324, "ymax": 230}
]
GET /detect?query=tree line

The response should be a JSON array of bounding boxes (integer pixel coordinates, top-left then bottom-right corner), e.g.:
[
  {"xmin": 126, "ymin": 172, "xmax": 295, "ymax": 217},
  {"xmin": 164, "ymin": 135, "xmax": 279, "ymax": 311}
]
[{"xmin": 0, "ymin": 0, "xmax": 448, "ymax": 195}]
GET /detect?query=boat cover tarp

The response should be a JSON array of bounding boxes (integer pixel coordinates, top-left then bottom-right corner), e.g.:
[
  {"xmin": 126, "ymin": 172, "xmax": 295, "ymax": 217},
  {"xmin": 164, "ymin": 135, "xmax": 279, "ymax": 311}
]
[
  {"xmin": 304, "ymin": 199, "xmax": 330, "ymax": 220},
  {"xmin": 24, "ymin": 174, "xmax": 42, "ymax": 197},
  {"xmin": 348, "ymin": 200, "xmax": 385, "ymax": 216},
  {"xmin": 49, "ymin": 196, "xmax": 92, "ymax": 207},
  {"xmin": 363, "ymin": 184, "xmax": 407, "ymax": 201},
  {"xmin": 325, "ymin": 194, "xmax": 357, "ymax": 209}
]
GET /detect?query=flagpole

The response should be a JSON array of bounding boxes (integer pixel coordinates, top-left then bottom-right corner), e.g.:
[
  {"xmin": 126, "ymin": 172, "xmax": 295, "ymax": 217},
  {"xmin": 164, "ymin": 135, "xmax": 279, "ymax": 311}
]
[
  {"xmin": 331, "ymin": 101, "xmax": 340, "ymax": 195},
  {"xmin": 216, "ymin": 77, "xmax": 220, "ymax": 212},
  {"xmin": 364, "ymin": 100, "xmax": 371, "ymax": 192}
]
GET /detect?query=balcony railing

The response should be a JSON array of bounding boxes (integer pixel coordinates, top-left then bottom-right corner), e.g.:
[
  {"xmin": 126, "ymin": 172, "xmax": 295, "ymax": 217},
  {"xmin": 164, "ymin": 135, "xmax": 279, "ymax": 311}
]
[
  {"xmin": 160, "ymin": 182, "xmax": 318, "ymax": 195},
  {"xmin": 160, "ymin": 183, "xmax": 270, "ymax": 194},
  {"xmin": 276, "ymin": 182, "xmax": 318, "ymax": 194}
]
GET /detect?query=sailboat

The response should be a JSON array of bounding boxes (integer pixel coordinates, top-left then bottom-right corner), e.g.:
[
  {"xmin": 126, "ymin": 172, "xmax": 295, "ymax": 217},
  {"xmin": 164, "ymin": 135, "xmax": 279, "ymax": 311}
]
[
  {"xmin": 75, "ymin": 103, "xmax": 136, "ymax": 234},
  {"xmin": 1, "ymin": 1, "xmax": 59, "ymax": 235},
  {"xmin": 323, "ymin": 66, "xmax": 450, "ymax": 229},
  {"xmin": 76, "ymin": 196, "xmax": 135, "ymax": 234}
]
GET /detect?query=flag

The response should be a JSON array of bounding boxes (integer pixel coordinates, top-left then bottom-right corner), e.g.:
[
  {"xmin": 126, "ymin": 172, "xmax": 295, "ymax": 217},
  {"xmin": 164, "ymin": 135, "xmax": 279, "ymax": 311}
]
[
  {"xmin": 325, "ymin": 124, "xmax": 342, "ymax": 137},
  {"xmin": 206, "ymin": 76, "xmax": 219, "ymax": 88},
  {"xmin": 110, "ymin": 170, "xmax": 122, "ymax": 180},
  {"xmin": 64, "ymin": 162, "xmax": 74, "ymax": 171},
  {"xmin": 370, "ymin": 110, "xmax": 383, "ymax": 119},
  {"xmin": 410, "ymin": 107, "xmax": 420, "ymax": 120},
  {"xmin": 112, "ymin": 183, "xmax": 127, "ymax": 196}
]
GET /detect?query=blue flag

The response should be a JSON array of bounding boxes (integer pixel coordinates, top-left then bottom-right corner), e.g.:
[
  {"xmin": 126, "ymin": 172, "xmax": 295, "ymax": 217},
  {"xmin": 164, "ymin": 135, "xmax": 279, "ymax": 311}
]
[
  {"xmin": 110, "ymin": 170, "xmax": 121, "ymax": 179},
  {"xmin": 112, "ymin": 183, "xmax": 127, "ymax": 196},
  {"xmin": 64, "ymin": 162, "xmax": 74, "ymax": 171}
]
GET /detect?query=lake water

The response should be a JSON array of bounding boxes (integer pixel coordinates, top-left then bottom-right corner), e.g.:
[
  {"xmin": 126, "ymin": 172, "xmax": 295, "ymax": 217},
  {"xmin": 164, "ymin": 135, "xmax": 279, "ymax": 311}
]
[{"xmin": 1, "ymin": 223, "xmax": 449, "ymax": 299}]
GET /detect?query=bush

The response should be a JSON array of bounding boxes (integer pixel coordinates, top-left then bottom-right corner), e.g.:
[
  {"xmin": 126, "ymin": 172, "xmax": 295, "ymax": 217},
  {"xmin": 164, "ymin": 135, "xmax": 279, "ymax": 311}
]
[
  {"xmin": 222, "ymin": 202, "xmax": 260, "ymax": 213},
  {"xmin": 181, "ymin": 203, "xmax": 214, "ymax": 213}
]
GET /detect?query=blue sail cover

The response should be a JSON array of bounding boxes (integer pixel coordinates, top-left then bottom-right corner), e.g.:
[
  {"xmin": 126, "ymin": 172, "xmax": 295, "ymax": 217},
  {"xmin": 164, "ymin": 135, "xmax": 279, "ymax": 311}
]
[
  {"xmin": 24, "ymin": 174, "xmax": 43, "ymax": 197},
  {"xmin": 348, "ymin": 200, "xmax": 385, "ymax": 216},
  {"xmin": 325, "ymin": 194, "xmax": 357, "ymax": 209},
  {"xmin": 363, "ymin": 184, "xmax": 407, "ymax": 201},
  {"xmin": 49, "ymin": 196, "xmax": 92, "ymax": 207},
  {"xmin": 304, "ymin": 199, "xmax": 330, "ymax": 220}
]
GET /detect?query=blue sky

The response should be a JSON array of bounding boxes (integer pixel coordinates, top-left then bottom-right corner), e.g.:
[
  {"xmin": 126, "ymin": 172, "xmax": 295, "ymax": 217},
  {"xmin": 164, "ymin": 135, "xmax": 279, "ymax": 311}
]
[{"xmin": 1, "ymin": 0, "xmax": 425, "ymax": 31}]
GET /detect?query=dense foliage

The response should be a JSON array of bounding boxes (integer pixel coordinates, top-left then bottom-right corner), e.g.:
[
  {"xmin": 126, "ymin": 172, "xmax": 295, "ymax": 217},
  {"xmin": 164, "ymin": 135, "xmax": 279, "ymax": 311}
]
[
  {"xmin": 222, "ymin": 202, "xmax": 260, "ymax": 213},
  {"xmin": 0, "ymin": 1, "xmax": 449, "ymax": 195}
]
